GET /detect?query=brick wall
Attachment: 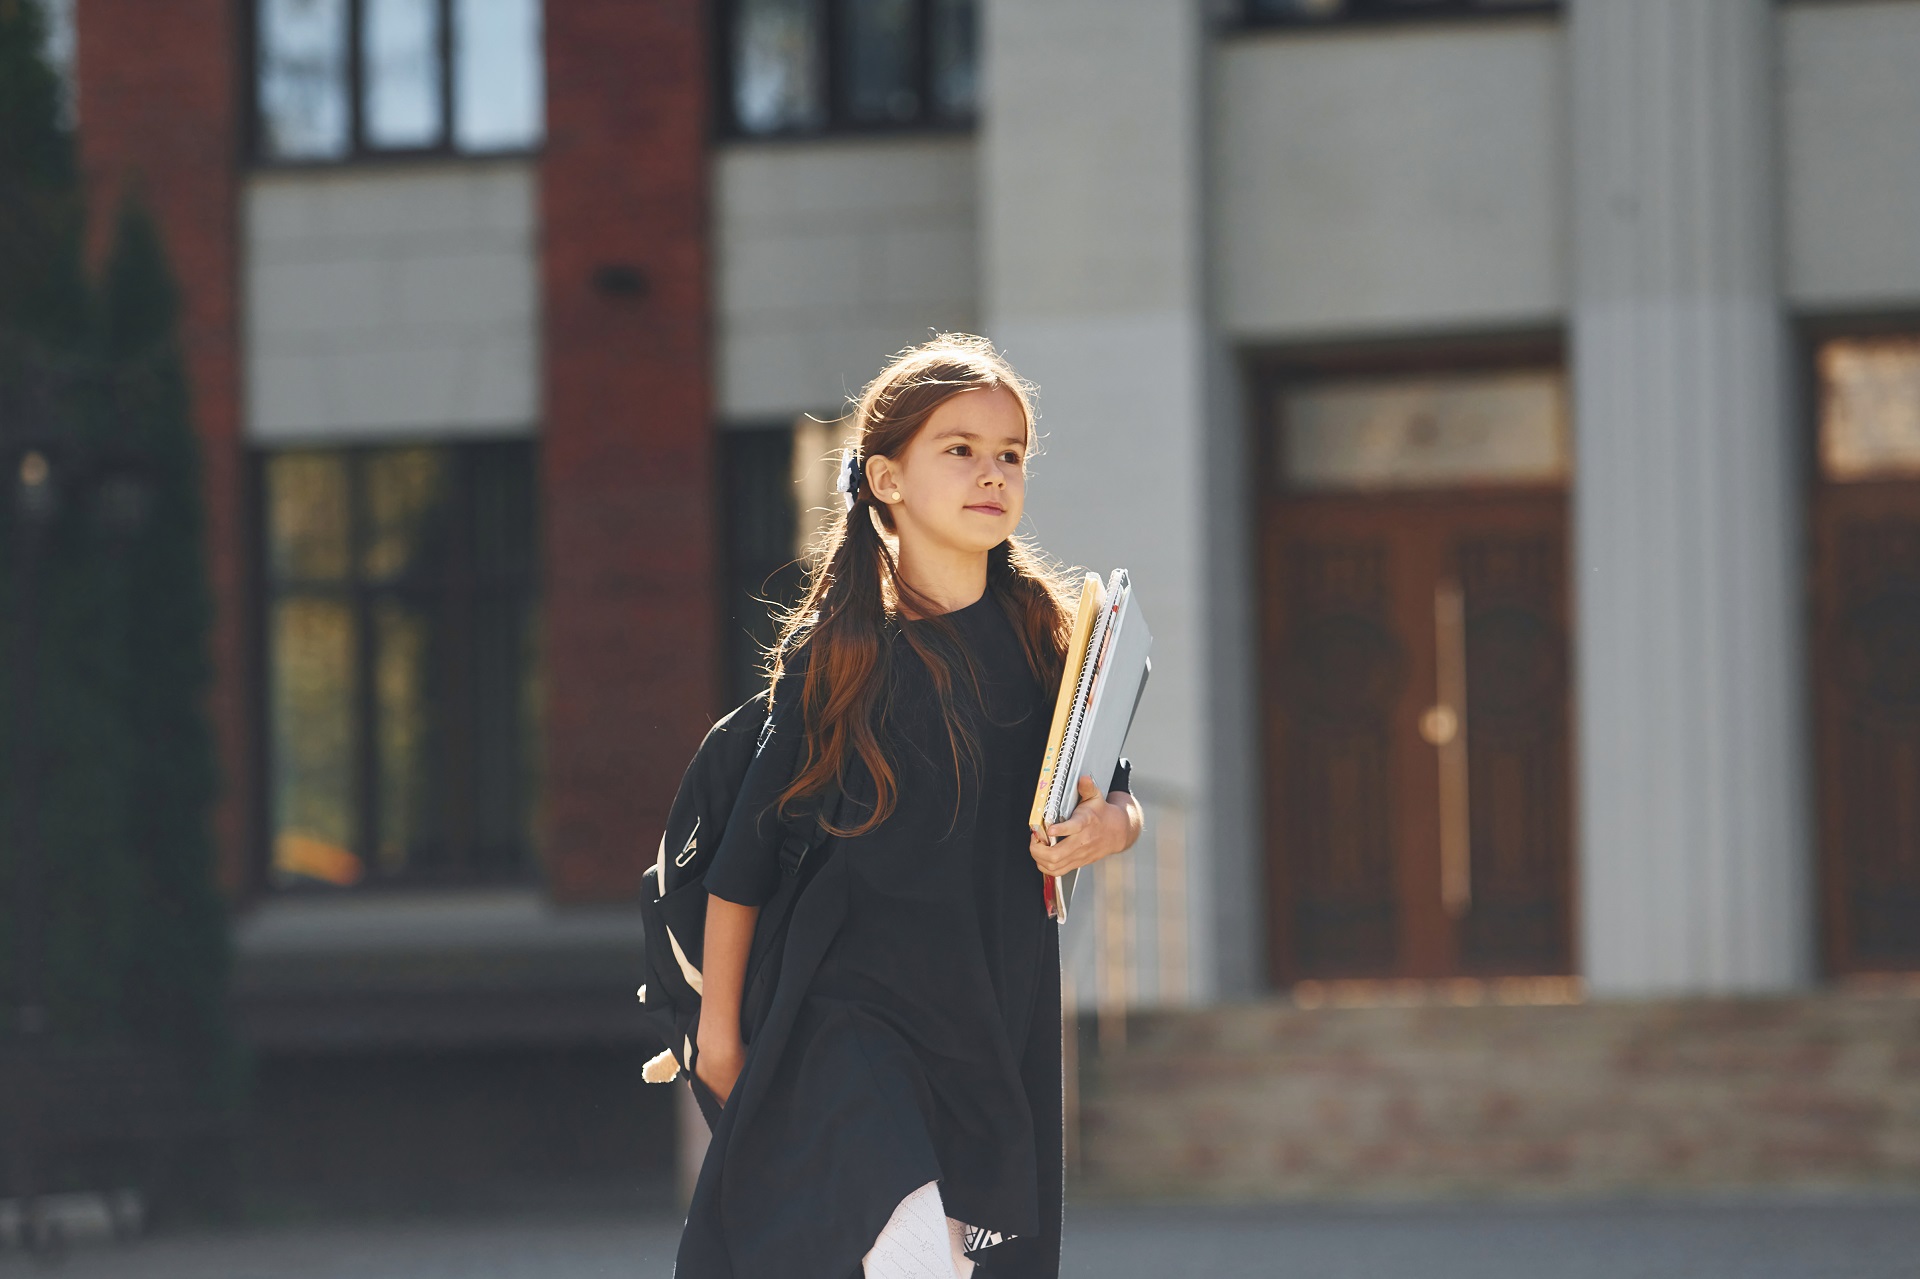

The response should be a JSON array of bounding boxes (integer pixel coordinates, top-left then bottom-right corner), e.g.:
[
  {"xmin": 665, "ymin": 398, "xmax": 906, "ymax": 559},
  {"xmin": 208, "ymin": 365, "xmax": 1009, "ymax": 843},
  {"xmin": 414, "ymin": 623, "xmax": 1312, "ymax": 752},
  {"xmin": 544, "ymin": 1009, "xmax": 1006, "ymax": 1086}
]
[
  {"xmin": 75, "ymin": 0, "xmax": 251, "ymax": 896},
  {"xmin": 1079, "ymin": 991, "xmax": 1920, "ymax": 1198},
  {"xmin": 540, "ymin": 0, "xmax": 718, "ymax": 901}
]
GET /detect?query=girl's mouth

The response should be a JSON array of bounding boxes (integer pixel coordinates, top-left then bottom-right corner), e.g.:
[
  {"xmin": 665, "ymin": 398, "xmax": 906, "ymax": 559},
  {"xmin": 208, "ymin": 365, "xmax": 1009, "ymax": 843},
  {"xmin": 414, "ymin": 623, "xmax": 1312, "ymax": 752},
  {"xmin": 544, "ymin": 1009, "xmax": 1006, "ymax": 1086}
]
[{"xmin": 966, "ymin": 502, "xmax": 1006, "ymax": 516}]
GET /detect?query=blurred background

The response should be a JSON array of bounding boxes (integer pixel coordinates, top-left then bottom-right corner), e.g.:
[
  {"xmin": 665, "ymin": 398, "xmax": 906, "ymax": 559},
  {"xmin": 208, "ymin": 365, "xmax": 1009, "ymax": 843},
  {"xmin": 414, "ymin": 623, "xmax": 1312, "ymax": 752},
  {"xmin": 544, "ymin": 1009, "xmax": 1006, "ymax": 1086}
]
[{"xmin": 2, "ymin": 0, "xmax": 1919, "ymax": 1270}]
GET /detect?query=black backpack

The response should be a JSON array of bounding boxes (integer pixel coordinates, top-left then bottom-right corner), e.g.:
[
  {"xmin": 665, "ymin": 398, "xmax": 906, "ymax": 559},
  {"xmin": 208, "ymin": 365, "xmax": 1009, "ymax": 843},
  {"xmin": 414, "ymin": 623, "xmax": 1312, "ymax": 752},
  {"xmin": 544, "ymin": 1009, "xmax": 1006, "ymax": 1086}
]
[{"xmin": 635, "ymin": 679, "xmax": 839, "ymax": 1125}]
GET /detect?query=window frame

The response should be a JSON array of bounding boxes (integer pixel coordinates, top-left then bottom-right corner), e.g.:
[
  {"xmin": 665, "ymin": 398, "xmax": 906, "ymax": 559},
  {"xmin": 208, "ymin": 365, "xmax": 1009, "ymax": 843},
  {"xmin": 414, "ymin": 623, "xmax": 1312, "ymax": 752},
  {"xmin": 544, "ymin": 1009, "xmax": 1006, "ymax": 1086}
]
[
  {"xmin": 1233, "ymin": 0, "xmax": 1559, "ymax": 31},
  {"xmin": 245, "ymin": 0, "xmax": 544, "ymax": 169},
  {"xmin": 712, "ymin": 0, "xmax": 979, "ymax": 142},
  {"xmin": 1250, "ymin": 331, "xmax": 1569, "ymax": 502},
  {"xmin": 251, "ymin": 439, "xmax": 543, "ymax": 894}
]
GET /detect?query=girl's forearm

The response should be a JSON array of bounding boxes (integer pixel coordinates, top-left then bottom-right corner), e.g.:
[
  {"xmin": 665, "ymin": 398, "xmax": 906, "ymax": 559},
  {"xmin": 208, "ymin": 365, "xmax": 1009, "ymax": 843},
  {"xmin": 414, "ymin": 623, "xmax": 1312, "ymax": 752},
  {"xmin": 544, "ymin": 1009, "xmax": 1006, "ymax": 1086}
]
[{"xmin": 698, "ymin": 895, "xmax": 760, "ymax": 1052}]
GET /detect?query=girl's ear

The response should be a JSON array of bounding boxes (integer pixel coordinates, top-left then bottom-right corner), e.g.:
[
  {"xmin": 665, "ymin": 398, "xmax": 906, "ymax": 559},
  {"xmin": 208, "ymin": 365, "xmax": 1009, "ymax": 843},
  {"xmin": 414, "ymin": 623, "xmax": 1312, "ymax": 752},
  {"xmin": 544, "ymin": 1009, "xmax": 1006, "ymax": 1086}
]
[{"xmin": 865, "ymin": 453, "xmax": 901, "ymax": 504}]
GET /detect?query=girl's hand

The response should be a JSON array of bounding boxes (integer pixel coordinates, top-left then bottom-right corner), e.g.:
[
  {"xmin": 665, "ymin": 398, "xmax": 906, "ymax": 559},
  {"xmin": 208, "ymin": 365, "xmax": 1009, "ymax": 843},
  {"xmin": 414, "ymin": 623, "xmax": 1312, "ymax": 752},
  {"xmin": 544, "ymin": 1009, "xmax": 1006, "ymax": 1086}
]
[
  {"xmin": 1030, "ymin": 774, "xmax": 1144, "ymax": 877},
  {"xmin": 693, "ymin": 1033, "xmax": 745, "ymax": 1106}
]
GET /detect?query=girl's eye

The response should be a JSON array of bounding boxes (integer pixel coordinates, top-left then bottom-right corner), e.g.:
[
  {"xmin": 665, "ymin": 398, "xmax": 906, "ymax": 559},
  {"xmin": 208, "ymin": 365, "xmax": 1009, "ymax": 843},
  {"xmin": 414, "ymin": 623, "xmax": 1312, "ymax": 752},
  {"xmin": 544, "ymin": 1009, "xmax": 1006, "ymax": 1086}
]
[
  {"xmin": 947, "ymin": 444, "xmax": 970, "ymax": 456},
  {"xmin": 1000, "ymin": 451, "xmax": 1022, "ymax": 464}
]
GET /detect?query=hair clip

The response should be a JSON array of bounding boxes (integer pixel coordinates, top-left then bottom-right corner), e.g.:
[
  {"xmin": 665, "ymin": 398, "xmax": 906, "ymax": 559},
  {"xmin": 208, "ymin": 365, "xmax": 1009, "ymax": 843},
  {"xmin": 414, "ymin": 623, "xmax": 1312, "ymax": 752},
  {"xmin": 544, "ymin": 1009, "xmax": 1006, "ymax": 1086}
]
[{"xmin": 834, "ymin": 446, "xmax": 861, "ymax": 512}]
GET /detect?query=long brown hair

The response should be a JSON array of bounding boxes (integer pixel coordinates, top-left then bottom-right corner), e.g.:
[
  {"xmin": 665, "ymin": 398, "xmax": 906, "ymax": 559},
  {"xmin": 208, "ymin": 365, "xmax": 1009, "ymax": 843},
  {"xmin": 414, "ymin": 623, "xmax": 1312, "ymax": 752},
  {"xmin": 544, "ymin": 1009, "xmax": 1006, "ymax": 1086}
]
[{"xmin": 766, "ymin": 334, "xmax": 1076, "ymax": 838}]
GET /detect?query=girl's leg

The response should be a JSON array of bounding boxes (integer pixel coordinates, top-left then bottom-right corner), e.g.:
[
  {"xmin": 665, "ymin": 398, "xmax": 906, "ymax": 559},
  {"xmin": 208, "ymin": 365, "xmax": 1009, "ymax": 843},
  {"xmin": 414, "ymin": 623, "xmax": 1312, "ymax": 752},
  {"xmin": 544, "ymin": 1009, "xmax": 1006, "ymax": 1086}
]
[{"xmin": 861, "ymin": 1180, "xmax": 976, "ymax": 1279}]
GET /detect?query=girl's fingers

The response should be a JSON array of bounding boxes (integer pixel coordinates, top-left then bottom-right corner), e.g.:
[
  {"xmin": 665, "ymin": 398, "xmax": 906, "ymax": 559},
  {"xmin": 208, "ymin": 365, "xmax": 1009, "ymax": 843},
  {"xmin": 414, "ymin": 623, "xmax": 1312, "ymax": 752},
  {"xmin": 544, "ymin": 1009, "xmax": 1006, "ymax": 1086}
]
[
  {"xmin": 1030, "ymin": 832, "xmax": 1071, "ymax": 876},
  {"xmin": 1040, "ymin": 853, "xmax": 1089, "ymax": 877},
  {"xmin": 1041, "ymin": 798, "xmax": 1131, "ymax": 853},
  {"xmin": 1031, "ymin": 822, "xmax": 1122, "ymax": 876}
]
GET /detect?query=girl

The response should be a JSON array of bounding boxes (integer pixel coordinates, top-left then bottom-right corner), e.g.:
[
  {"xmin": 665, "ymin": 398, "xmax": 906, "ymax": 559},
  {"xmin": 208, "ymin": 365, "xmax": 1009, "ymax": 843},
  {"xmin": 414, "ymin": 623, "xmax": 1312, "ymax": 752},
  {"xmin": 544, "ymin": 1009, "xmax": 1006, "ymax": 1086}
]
[{"xmin": 676, "ymin": 334, "xmax": 1143, "ymax": 1279}]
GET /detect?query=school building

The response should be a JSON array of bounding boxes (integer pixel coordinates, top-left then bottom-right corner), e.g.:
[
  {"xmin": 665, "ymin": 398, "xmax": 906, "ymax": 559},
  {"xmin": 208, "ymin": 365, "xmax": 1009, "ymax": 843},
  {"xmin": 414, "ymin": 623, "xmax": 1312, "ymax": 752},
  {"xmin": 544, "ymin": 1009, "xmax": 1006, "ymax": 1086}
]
[{"xmin": 58, "ymin": 0, "xmax": 1920, "ymax": 1200}]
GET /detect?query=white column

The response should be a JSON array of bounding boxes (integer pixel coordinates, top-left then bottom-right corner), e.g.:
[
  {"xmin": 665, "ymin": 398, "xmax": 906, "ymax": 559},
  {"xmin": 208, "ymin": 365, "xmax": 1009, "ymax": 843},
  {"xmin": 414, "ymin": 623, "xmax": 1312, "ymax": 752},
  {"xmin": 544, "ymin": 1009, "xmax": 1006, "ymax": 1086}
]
[
  {"xmin": 981, "ymin": 0, "xmax": 1251, "ymax": 999},
  {"xmin": 1570, "ymin": 0, "xmax": 1812, "ymax": 993}
]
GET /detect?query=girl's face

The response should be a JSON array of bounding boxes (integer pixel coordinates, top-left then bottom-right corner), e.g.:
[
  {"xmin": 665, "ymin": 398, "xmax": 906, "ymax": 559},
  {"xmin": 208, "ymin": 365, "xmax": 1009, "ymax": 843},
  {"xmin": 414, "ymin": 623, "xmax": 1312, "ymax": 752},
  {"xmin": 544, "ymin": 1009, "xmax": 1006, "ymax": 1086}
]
[{"xmin": 868, "ymin": 385, "xmax": 1028, "ymax": 557}]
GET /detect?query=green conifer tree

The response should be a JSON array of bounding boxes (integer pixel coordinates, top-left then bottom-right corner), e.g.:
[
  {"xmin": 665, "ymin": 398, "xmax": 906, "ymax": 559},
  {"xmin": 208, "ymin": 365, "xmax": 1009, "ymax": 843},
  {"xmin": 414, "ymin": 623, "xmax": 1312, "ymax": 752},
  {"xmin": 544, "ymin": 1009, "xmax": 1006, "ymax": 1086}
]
[
  {"xmin": 98, "ymin": 197, "xmax": 237, "ymax": 1098},
  {"xmin": 0, "ymin": 0, "xmax": 130, "ymax": 1045},
  {"xmin": 0, "ymin": 1, "xmax": 232, "ymax": 1104}
]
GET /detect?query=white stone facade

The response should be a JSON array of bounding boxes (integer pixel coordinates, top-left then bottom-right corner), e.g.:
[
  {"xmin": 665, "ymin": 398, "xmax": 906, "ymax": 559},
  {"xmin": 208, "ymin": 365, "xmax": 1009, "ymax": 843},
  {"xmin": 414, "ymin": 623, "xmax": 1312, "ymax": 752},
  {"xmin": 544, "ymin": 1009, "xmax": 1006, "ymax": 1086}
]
[
  {"xmin": 237, "ymin": 0, "xmax": 1920, "ymax": 1001},
  {"xmin": 715, "ymin": 136, "xmax": 979, "ymax": 420},
  {"xmin": 244, "ymin": 160, "xmax": 539, "ymax": 443}
]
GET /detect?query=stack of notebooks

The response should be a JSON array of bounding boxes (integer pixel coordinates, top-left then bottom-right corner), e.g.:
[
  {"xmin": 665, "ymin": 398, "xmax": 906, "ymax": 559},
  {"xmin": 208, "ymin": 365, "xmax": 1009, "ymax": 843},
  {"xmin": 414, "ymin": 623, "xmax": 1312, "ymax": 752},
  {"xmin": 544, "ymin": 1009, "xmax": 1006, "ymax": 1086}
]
[{"xmin": 1029, "ymin": 568, "xmax": 1153, "ymax": 921}]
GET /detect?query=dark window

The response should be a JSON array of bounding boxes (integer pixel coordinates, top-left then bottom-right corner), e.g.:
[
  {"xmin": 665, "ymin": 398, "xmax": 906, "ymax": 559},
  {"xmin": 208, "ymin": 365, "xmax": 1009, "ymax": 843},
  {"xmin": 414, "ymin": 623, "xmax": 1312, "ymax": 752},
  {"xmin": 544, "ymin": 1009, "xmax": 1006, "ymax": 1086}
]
[
  {"xmin": 731, "ymin": 0, "xmax": 827, "ymax": 134},
  {"xmin": 721, "ymin": 0, "xmax": 977, "ymax": 138},
  {"xmin": 261, "ymin": 441, "xmax": 541, "ymax": 889},
  {"xmin": 252, "ymin": 0, "xmax": 542, "ymax": 164},
  {"xmin": 1242, "ymin": 0, "xmax": 1556, "ymax": 25},
  {"xmin": 841, "ymin": 0, "xmax": 920, "ymax": 125},
  {"xmin": 718, "ymin": 427, "xmax": 808, "ymax": 707},
  {"xmin": 257, "ymin": 0, "xmax": 352, "ymax": 159},
  {"xmin": 926, "ymin": 0, "xmax": 976, "ymax": 120},
  {"xmin": 362, "ymin": 0, "xmax": 445, "ymax": 149}
]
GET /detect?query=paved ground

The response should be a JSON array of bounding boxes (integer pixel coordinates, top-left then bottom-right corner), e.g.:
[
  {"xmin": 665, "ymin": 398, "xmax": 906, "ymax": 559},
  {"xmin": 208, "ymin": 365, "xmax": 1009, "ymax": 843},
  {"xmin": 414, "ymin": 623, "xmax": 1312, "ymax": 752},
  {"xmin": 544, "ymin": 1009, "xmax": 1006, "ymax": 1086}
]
[{"xmin": 10, "ymin": 1194, "xmax": 1920, "ymax": 1278}]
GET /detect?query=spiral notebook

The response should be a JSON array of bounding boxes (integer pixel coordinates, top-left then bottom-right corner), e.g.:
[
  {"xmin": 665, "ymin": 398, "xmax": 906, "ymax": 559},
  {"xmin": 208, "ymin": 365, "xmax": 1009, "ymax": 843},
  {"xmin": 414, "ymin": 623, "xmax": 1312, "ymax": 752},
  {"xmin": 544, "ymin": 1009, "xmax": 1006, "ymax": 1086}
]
[{"xmin": 1029, "ymin": 569, "xmax": 1153, "ymax": 921}]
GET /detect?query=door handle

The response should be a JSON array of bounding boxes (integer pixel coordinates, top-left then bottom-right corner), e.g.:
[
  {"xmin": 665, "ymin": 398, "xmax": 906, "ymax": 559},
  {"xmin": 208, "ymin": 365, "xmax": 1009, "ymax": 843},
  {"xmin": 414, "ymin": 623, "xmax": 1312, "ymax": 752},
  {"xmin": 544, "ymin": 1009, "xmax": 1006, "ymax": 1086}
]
[{"xmin": 1421, "ymin": 578, "xmax": 1472, "ymax": 917}]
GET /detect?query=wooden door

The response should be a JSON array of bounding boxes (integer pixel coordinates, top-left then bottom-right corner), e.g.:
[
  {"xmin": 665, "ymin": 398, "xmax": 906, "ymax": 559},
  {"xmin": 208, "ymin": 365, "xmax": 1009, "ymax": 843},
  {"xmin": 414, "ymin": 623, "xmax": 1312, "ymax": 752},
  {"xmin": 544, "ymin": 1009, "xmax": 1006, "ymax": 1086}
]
[
  {"xmin": 1261, "ymin": 497, "xmax": 1573, "ymax": 983},
  {"xmin": 1255, "ymin": 359, "xmax": 1574, "ymax": 986},
  {"xmin": 1815, "ymin": 483, "xmax": 1920, "ymax": 973},
  {"xmin": 1810, "ymin": 333, "xmax": 1920, "ymax": 975}
]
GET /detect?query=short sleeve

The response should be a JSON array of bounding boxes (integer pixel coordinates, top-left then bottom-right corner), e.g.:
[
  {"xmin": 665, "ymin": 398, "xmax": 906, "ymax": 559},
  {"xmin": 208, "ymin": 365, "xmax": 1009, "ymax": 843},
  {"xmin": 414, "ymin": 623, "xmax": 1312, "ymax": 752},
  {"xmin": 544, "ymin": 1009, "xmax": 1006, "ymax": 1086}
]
[
  {"xmin": 703, "ymin": 656, "xmax": 811, "ymax": 907},
  {"xmin": 1108, "ymin": 755, "xmax": 1132, "ymax": 795},
  {"xmin": 702, "ymin": 702, "xmax": 798, "ymax": 902}
]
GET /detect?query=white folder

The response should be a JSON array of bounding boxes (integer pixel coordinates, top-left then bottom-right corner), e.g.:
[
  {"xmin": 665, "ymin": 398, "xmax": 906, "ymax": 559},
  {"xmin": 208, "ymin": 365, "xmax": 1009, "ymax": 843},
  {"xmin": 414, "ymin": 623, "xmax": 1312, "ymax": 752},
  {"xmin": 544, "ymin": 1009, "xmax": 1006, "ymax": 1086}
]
[{"xmin": 1039, "ymin": 569, "xmax": 1152, "ymax": 921}]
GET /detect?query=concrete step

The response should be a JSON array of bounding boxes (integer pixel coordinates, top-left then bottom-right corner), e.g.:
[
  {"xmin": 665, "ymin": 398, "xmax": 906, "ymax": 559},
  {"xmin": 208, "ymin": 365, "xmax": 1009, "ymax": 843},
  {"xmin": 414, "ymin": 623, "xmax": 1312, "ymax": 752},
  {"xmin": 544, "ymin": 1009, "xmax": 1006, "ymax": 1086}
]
[{"xmin": 1076, "ymin": 991, "xmax": 1920, "ymax": 1200}]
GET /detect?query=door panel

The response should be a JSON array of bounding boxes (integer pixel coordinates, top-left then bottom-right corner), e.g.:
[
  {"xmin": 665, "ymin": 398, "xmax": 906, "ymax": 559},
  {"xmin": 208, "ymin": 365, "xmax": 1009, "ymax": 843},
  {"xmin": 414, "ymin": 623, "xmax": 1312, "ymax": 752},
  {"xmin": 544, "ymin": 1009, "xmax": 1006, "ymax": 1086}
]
[
  {"xmin": 1270, "ymin": 538, "xmax": 1406, "ymax": 975},
  {"xmin": 1455, "ymin": 532, "xmax": 1571, "ymax": 972},
  {"xmin": 1261, "ymin": 495, "xmax": 1573, "ymax": 985},
  {"xmin": 1815, "ymin": 484, "xmax": 1920, "ymax": 973}
]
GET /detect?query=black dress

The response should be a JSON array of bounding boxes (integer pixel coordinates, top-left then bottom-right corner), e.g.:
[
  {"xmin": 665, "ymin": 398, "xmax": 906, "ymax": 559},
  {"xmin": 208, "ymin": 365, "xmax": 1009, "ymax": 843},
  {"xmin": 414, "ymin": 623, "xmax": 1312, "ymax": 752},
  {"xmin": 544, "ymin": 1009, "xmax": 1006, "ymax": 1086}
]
[{"xmin": 675, "ymin": 588, "xmax": 1129, "ymax": 1279}]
